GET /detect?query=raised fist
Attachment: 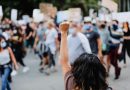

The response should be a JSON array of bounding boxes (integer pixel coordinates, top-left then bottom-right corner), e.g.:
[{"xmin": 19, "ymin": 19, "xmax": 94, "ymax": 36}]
[{"xmin": 59, "ymin": 22, "xmax": 69, "ymax": 33}]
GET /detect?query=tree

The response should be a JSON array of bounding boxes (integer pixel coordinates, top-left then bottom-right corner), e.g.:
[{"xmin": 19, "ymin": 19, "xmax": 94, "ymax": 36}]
[{"xmin": 0, "ymin": 0, "xmax": 99, "ymax": 17}]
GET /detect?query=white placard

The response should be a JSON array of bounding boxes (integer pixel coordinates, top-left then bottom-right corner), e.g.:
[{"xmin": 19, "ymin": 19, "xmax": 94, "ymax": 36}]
[
  {"xmin": 101, "ymin": 0, "xmax": 118, "ymax": 12},
  {"xmin": 89, "ymin": 9, "xmax": 94, "ymax": 18},
  {"xmin": 98, "ymin": 14, "xmax": 106, "ymax": 21},
  {"xmin": 11, "ymin": 9, "xmax": 18, "ymax": 21},
  {"xmin": 33, "ymin": 9, "xmax": 44, "ymax": 23},
  {"xmin": 84, "ymin": 17, "xmax": 92, "ymax": 22},
  {"xmin": 0, "ymin": 6, "xmax": 3, "ymax": 17},
  {"xmin": 33, "ymin": 9, "xmax": 40, "ymax": 18},
  {"xmin": 112, "ymin": 12, "xmax": 130, "ymax": 23},
  {"xmin": 69, "ymin": 8, "xmax": 82, "ymax": 23},
  {"xmin": 22, "ymin": 15, "xmax": 31, "ymax": 23},
  {"xmin": 56, "ymin": 10, "xmax": 70, "ymax": 24}
]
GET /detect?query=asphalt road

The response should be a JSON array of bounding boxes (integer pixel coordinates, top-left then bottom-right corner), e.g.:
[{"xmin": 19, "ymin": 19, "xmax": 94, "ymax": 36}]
[{"xmin": 0, "ymin": 52, "xmax": 130, "ymax": 90}]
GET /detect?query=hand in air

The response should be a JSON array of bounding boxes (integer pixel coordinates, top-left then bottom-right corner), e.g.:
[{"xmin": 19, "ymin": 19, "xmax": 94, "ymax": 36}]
[{"xmin": 59, "ymin": 22, "xmax": 70, "ymax": 34}]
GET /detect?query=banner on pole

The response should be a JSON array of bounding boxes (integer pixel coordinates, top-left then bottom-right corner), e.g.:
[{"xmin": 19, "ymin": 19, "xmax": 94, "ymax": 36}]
[
  {"xmin": 39, "ymin": 3, "xmax": 57, "ymax": 18},
  {"xmin": 56, "ymin": 8, "xmax": 82, "ymax": 23},
  {"xmin": 56, "ymin": 10, "xmax": 69, "ymax": 24},
  {"xmin": 0, "ymin": 6, "xmax": 3, "ymax": 17},
  {"xmin": 33, "ymin": 9, "xmax": 44, "ymax": 23},
  {"xmin": 11, "ymin": 9, "xmax": 18, "ymax": 22},
  {"xmin": 68, "ymin": 8, "xmax": 82, "ymax": 23}
]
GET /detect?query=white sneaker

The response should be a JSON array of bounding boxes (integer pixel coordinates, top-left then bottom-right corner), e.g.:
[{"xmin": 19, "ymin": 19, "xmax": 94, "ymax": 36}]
[
  {"xmin": 23, "ymin": 67, "xmax": 30, "ymax": 73},
  {"xmin": 50, "ymin": 66, "xmax": 57, "ymax": 73},
  {"xmin": 11, "ymin": 70, "xmax": 18, "ymax": 76}
]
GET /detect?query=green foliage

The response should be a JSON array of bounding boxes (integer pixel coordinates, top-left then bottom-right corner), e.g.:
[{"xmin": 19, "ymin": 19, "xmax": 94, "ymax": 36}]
[
  {"xmin": 113, "ymin": 0, "xmax": 118, "ymax": 3},
  {"xmin": 0, "ymin": 0, "xmax": 99, "ymax": 17}
]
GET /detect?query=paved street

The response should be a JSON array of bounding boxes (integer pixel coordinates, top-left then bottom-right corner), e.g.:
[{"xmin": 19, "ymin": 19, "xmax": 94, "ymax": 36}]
[{"xmin": 0, "ymin": 52, "xmax": 130, "ymax": 90}]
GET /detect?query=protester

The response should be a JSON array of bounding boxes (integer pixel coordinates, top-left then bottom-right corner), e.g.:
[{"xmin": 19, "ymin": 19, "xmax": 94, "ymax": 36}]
[
  {"xmin": 10, "ymin": 26, "xmax": 29, "ymax": 76},
  {"xmin": 68, "ymin": 22, "xmax": 91, "ymax": 64},
  {"xmin": 122, "ymin": 22, "xmax": 130, "ymax": 67},
  {"xmin": 44, "ymin": 21, "xmax": 59, "ymax": 73},
  {"xmin": 108, "ymin": 20, "xmax": 123, "ymax": 79},
  {"xmin": 59, "ymin": 22, "xmax": 112, "ymax": 90},
  {"xmin": 83, "ymin": 19, "xmax": 103, "ymax": 62},
  {"xmin": 0, "ymin": 34, "xmax": 18, "ymax": 90},
  {"xmin": 98, "ymin": 23, "xmax": 110, "ymax": 73},
  {"xmin": 92, "ymin": 19, "xmax": 98, "ymax": 32},
  {"xmin": 25, "ymin": 22, "xmax": 34, "ymax": 49},
  {"xmin": 33, "ymin": 21, "xmax": 49, "ymax": 73}
]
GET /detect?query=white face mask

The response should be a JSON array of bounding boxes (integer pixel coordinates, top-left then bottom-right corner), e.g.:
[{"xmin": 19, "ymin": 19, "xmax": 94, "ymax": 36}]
[
  {"xmin": 0, "ymin": 41, "xmax": 7, "ymax": 49},
  {"xmin": 69, "ymin": 28, "xmax": 76, "ymax": 35}
]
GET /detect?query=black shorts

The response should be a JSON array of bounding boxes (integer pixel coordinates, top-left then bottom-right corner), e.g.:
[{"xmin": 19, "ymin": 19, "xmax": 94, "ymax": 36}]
[
  {"xmin": 102, "ymin": 50, "xmax": 109, "ymax": 55},
  {"xmin": 43, "ymin": 52, "xmax": 48, "ymax": 57}
]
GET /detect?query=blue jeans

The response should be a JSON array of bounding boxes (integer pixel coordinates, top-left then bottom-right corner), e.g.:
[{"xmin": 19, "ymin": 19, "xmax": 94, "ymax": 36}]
[{"xmin": 1, "ymin": 67, "xmax": 11, "ymax": 90}]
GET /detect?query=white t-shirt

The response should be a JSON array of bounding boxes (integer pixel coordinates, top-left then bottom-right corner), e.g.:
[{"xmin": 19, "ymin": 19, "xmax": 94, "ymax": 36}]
[
  {"xmin": 67, "ymin": 32, "xmax": 91, "ymax": 64},
  {"xmin": 0, "ymin": 49, "xmax": 10, "ymax": 65},
  {"xmin": 45, "ymin": 28, "xmax": 58, "ymax": 54}
]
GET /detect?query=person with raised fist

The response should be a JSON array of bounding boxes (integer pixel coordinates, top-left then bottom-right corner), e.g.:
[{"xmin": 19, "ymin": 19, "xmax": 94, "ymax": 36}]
[
  {"xmin": 67, "ymin": 22, "xmax": 91, "ymax": 64},
  {"xmin": 59, "ymin": 22, "xmax": 112, "ymax": 90}
]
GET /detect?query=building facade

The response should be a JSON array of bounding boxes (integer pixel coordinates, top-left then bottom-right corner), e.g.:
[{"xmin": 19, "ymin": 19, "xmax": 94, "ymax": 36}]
[{"xmin": 119, "ymin": 0, "xmax": 130, "ymax": 12}]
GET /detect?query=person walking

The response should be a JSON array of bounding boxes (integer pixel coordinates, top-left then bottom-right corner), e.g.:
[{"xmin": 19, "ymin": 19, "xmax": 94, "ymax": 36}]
[
  {"xmin": 108, "ymin": 20, "xmax": 123, "ymax": 79},
  {"xmin": 0, "ymin": 34, "xmax": 18, "ymax": 90},
  {"xmin": 122, "ymin": 22, "xmax": 130, "ymax": 67}
]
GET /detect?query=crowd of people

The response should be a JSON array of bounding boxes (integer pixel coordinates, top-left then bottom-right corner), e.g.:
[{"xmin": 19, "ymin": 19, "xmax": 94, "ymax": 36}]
[{"xmin": 0, "ymin": 15, "xmax": 130, "ymax": 90}]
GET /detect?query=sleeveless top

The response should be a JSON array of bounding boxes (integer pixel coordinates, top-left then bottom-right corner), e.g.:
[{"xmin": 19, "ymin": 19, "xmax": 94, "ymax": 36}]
[
  {"xmin": 64, "ymin": 71, "xmax": 112, "ymax": 90},
  {"xmin": 0, "ymin": 49, "xmax": 10, "ymax": 65},
  {"xmin": 65, "ymin": 71, "xmax": 75, "ymax": 90}
]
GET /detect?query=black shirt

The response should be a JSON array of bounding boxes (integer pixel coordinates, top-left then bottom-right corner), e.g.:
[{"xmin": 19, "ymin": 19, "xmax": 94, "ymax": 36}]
[
  {"xmin": 26, "ymin": 24, "xmax": 33, "ymax": 41},
  {"xmin": 84, "ymin": 31, "xmax": 100, "ymax": 54}
]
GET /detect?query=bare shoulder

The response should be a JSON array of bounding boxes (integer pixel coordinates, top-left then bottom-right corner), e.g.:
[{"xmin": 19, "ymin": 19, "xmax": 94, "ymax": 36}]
[{"xmin": 7, "ymin": 47, "xmax": 12, "ymax": 52}]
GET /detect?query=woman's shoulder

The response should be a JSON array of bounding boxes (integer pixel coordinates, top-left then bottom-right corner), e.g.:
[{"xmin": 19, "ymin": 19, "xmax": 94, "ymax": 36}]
[
  {"xmin": 64, "ymin": 71, "xmax": 73, "ymax": 80},
  {"xmin": 64, "ymin": 71, "xmax": 74, "ymax": 90}
]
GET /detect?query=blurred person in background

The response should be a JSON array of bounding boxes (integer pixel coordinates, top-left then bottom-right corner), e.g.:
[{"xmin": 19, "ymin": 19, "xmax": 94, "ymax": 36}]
[
  {"xmin": 122, "ymin": 22, "xmax": 130, "ymax": 67},
  {"xmin": 33, "ymin": 21, "xmax": 49, "ymax": 72},
  {"xmin": 83, "ymin": 18, "xmax": 103, "ymax": 62},
  {"xmin": 68, "ymin": 22, "xmax": 91, "ymax": 64},
  {"xmin": 92, "ymin": 19, "xmax": 98, "ymax": 32},
  {"xmin": 98, "ymin": 23, "xmax": 110, "ymax": 74},
  {"xmin": 25, "ymin": 22, "xmax": 34, "ymax": 50},
  {"xmin": 44, "ymin": 21, "xmax": 59, "ymax": 74},
  {"xmin": 0, "ymin": 34, "xmax": 18, "ymax": 90},
  {"xmin": 10, "ymin": 26, "xmax": 29, "ymax": 76},
  {"xmin": 108, "ymin": 20, "xmax": 123, "ymax": 79},
  {"xmin": 0, "ymin": 23, "xmax": 3, "ymax": 34}
]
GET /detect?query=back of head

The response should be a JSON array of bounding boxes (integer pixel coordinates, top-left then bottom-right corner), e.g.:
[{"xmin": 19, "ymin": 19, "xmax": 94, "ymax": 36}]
[{"xmin": 71, "ymin": 53, "xmax": 108, "ymax": 90}]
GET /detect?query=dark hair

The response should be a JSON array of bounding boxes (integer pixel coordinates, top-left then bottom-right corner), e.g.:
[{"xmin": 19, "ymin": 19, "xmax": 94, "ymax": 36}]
[
  {"xmin": 100, "ymin": 24, "xmax": 106, "ymax": 29},
  {"xmin": 113, "ymin": 20, "xmax": 119, "ymax": 24},
  {"xmin": 0, "ymin": 34, "xmax": 9, "ymax": 49},
  {"xmin": 71, "ymin": 53, "xmax": 108, "ymax": 90},
  {"xmin": 0, "ymin": 34, "xmax": 6, "ymax": 41},
  {"xmin": 123, "ymin": 22, "xmax": 130, "ymax": 30}
]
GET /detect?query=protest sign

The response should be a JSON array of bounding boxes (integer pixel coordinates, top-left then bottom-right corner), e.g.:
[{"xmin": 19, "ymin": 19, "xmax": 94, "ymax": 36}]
[
  {"xmin": 68, "ymin": 8, "xmax": 82, "ymax": 23},
  {"xmin": 11, "ymin": 9, "xmax": 18, "ymax": 22},
  {"xmin": 56, "ymin": 10, "xmax": 70, "ymax": 24},
  {"xmin": 39, "ymin": 3, "xmax": 57, "ymax": 18},
  {"xmin": 39, "ymin": 3, "xmax": 53, "ymax": 14},
  {"xmin": 112, "ymin": 12, "xmax": 130, "ymax": 23},
  {"xmin": 101, "ymin": 0, "xmax": 118, "ymax": 12},
  {"xmin": 22, "ymin": 15, "xmax": 31, "ymax": 23},
  {"xmin": 33, "ymin": 9, "xmax": 44, "ymax": 23},
  {"xmin": 0, "ymin": 6, "xmax": 3, "ymax": 17}
]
